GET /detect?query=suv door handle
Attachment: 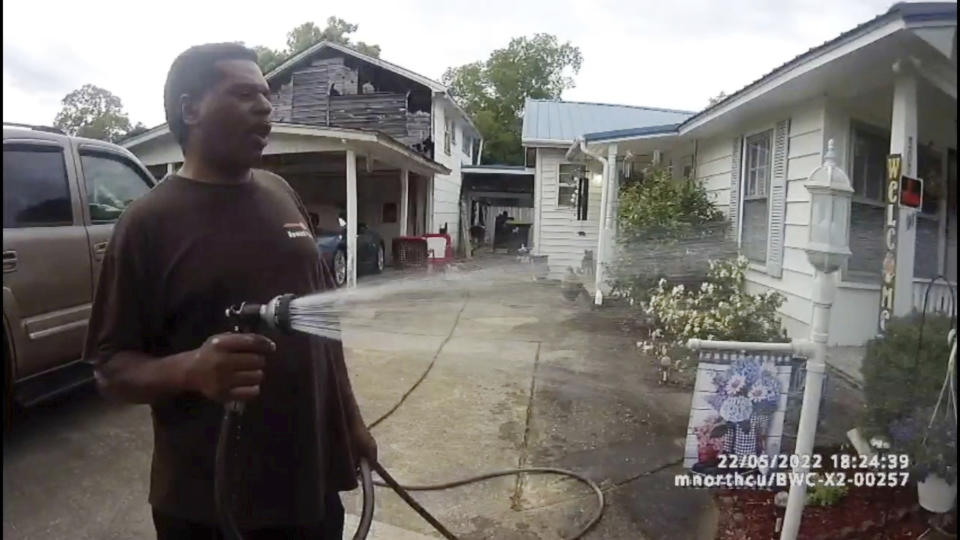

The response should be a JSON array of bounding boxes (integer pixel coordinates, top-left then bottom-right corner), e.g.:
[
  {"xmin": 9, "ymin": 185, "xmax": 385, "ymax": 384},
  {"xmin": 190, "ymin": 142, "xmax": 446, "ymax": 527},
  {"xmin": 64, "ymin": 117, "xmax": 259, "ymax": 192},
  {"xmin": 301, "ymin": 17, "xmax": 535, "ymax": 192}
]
[
  {"xmin": 93, "ymin": 242, "xmax": 108, "ymax": 261},
  {"xmin": 3, "ymin": 250, "xmax": 17, "ymax": 273}
]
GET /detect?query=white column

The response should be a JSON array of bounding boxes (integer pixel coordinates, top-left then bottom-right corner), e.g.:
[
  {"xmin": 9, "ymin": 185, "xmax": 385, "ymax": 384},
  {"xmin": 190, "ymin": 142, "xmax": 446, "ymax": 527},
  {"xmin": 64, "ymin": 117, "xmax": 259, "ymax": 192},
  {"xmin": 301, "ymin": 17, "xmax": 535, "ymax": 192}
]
[
  {"xmin": 594, "ymin": 143, "xmax": 618, "ymax": 305},
  {"xmin": 891, "ymin": 61, "xmax": 918, "ymax": 316},
  {"xmin": 400, "ymin": 168, "xmax": 410, "ymax": 237},
  {"xmin": 780, "ymin": 271, "xmax": 833, "ymax": 540},
  {"xmin": 346, "ymin": 149, "xmax": 358, "ymax": 288},
  {"xmin": 425, "ymin": 175, "xmax": 435, "ymax": 233},
  {"xmin": 415, "ymin": 176, "xmax": 424, "ymax": 236}
]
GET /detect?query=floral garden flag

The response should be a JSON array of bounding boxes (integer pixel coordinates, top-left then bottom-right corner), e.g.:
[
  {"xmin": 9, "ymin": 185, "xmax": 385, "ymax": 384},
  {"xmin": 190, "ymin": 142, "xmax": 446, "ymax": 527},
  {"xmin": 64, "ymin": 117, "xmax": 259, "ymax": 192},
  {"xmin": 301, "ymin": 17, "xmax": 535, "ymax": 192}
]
[{"xmin": 684, "ymin": 351, "xmax": 794, "ymax": 471}]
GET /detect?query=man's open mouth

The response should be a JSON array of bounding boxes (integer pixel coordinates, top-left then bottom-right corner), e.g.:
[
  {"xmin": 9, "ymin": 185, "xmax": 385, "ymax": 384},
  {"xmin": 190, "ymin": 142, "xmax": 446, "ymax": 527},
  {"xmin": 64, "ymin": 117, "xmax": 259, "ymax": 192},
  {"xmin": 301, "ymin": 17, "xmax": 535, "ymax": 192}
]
[{"xmin": 250, "ymin": 124, "xmax": 272, "ymax": 146}]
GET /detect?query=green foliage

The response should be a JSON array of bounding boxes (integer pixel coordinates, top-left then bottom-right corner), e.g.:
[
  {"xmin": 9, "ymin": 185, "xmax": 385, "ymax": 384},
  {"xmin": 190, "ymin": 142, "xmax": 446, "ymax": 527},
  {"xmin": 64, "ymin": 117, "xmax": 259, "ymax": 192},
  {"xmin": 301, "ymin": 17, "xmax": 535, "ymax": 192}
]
[
  {"xmin": 610, "ymin": 167, "xmax": 731, "ymax": 305},
  {"xmin": 443, "ymin": 34, "xmax": 583, "ymax": 165},
  {"xmin": 806, "ymin": 475, "xmax": 849, "ymax": 507},
  {"xmin": 253, "ymin": 17, "xmax": 381, "ymax": 74},
  {"xmin": 53, "ymin": 84, "xmax": 134, "ymax": 143},
  {"xmin": 861, "ymin": 314, "xmax": 957, "ymax": 482},
  {"xmin": 618, "ymin": 167, "xmax": 725, "ymax": 240},
  {"xmin": 647, "ymin": 257, "xmax": 788, "ymax": 346}
]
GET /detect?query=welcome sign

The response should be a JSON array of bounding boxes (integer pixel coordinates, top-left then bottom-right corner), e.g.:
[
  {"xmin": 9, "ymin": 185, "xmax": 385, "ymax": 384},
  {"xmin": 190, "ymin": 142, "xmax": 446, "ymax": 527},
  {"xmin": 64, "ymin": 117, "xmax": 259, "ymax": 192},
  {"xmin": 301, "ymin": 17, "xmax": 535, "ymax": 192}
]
[{"xmin": 878, "ymin": 155, "xmax": 901, "ymax": 334}]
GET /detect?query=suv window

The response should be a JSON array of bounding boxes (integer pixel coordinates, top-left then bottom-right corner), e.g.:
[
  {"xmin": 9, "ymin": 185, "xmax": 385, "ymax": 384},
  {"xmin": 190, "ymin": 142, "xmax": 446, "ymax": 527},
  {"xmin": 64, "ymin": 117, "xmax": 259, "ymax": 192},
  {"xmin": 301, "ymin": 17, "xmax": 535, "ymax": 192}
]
[
  {"xmin": 80, "ymin": 152, "xmax": 152, "ymax": 223},
  {"xmin": 2, "ymin": 146, "xmax": 73, "ymax": 228}
]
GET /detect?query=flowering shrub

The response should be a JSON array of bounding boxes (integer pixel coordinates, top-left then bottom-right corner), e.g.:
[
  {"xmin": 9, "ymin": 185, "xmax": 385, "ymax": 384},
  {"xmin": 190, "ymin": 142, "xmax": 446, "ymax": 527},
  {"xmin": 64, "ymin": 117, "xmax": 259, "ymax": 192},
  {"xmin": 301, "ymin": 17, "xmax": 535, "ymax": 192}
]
[
  {"xmin": 861, "ymin": 314, "xmax": 957, "ymax": 482},
  {"xmin": 647, "ymin": 257, "xmax": 788, "ymax": 345}
]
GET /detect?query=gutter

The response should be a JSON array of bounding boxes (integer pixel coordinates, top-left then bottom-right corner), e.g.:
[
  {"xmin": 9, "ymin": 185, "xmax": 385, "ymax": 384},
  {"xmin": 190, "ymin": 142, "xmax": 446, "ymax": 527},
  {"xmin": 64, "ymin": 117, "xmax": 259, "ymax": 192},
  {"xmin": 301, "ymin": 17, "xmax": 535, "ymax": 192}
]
[{"xmin": 574, "ymin": 138, "xmax": 611, "ymax": 306}]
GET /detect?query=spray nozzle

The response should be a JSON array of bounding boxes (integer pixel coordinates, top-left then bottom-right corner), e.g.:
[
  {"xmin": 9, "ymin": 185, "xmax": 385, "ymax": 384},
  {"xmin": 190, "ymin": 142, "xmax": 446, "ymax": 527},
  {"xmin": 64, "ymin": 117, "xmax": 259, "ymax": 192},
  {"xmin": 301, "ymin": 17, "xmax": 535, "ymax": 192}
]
[{"xmin": 225, "ymin": 293, "xmax": 296, "ymax": 334}]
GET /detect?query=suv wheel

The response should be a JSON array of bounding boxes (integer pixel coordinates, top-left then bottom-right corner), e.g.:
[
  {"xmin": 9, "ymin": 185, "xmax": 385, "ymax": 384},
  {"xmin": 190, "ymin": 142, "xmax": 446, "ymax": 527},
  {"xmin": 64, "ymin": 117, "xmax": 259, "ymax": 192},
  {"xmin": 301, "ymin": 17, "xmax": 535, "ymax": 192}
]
[{"xmin": 334, "ymin": 250, "xmax": 347, "ymax": 287}]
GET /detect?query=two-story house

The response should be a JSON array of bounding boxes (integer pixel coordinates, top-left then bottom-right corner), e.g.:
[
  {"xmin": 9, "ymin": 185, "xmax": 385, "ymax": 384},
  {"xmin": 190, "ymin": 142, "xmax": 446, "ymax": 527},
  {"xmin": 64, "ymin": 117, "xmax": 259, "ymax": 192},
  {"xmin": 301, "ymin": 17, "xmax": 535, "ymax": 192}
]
[{"xmin": 123, "ymin": 41, "xmax": 480, "ymax": 286}]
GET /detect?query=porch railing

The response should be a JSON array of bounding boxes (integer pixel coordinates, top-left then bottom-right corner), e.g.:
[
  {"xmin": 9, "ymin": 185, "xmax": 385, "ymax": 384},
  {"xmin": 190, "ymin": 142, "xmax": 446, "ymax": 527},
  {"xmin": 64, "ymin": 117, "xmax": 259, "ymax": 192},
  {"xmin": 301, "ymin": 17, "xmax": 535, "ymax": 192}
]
[{"xmin": 912, "ymin": 278, "xmax": 957, "ymax": 316}]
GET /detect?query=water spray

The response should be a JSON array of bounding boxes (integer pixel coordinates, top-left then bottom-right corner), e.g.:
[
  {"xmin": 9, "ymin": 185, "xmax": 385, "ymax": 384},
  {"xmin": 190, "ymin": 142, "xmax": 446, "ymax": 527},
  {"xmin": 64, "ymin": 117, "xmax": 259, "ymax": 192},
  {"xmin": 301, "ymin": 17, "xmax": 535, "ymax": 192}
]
[{"xmin": 216, "ymin": 267, "xmax": 605, "ymax": 540}]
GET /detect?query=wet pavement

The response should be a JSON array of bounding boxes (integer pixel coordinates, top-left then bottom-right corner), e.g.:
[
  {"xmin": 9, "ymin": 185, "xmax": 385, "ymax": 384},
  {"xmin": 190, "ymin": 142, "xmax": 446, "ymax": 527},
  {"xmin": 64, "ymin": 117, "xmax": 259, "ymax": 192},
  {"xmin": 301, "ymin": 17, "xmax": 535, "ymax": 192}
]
[{"xmin": 4, "ymin": 259, "xmax": 714, "ymax": 539}]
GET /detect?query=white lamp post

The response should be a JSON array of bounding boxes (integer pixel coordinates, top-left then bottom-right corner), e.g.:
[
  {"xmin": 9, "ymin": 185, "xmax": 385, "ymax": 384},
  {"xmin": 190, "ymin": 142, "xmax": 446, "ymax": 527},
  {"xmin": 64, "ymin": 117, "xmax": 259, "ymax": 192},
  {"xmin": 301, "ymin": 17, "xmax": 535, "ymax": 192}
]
[{"xmin": 780, "ymin": 139, "xmax": 853, "ymax": 540}]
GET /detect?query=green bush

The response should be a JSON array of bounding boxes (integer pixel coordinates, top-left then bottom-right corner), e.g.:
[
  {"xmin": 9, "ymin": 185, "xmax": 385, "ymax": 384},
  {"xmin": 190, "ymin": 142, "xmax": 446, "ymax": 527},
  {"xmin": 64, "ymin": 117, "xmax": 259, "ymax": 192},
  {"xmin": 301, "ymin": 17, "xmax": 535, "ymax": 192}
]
[
  {"xmin": 806, "ymin": 475, "xmax": 849, "ymax": 507},
  {"xmin": 611, "ymin": 167, "xmax": 732, "ymax": 306},
  {"xmin": 861, "ymin": 314, "xmax": 957, "ymax": 482}
]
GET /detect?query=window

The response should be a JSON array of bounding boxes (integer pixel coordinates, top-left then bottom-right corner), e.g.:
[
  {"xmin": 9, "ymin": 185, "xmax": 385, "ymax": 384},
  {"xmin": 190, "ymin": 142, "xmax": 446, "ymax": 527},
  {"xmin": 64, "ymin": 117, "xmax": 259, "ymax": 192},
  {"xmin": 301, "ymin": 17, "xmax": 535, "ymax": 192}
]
[
  {"xmin": 80, "ymin": 153, "xmax": 152, "ymax": 223},
  {"xmin": 558, "ymin": 163, "xmax": 589, "ymax": 220},
  {"xmin": 462, "ymin": 134, "xmax": 471, "ymax": 157},
  {"xmin": 451, "ymin": 122, "xmax": 457, "ymax": 144},
  {"xmin": 846, "ymin": 124, "xmax": 889, "ymax": 280},
  {"xmin": 851, "ymin": 123, "xmax": 888, "ymax": 203},
  {"xmin": 3, "ymin": 146, "xmax": 73, "ymax": 228},
  {"xmin": 525, "ymin": 148, "xmax": 537, "ymax": 169},
  {"xmin": 741, "ymin": 130, "xmax": 773, "ymax": 263},
  {"xmin": 146, "ymin": 164, "xmax": 167, "ymax": 181},
  {"xmin": 443, "ymin": 121, "xmax": 451, "ymax": 156}
]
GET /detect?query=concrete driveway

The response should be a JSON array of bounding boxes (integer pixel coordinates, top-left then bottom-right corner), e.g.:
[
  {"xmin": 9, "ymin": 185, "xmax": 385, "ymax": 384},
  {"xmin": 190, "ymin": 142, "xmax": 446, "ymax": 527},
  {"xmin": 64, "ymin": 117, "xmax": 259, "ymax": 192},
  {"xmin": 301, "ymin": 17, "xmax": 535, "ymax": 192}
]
[{"xmin": 3, "ymin": 260, "xmax": 712, "ymax": 540}]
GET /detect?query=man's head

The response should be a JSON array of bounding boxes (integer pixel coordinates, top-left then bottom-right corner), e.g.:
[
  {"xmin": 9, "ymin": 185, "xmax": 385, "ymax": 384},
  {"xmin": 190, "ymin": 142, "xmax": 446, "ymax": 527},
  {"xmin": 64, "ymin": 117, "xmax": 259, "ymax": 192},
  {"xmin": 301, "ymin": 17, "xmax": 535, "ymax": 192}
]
[{"xmin": 164, "ymin": 43, "xmax": 273, "ymax": 170}]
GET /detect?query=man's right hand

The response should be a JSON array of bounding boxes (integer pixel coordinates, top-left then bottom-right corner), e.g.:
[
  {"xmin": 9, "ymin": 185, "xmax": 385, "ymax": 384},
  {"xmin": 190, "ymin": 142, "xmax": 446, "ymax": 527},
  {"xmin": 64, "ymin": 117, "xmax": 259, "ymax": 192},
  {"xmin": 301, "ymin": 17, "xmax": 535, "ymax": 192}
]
[{"xmin": 185, "ymin": 333, "xmax": 276, "ymax": 402}]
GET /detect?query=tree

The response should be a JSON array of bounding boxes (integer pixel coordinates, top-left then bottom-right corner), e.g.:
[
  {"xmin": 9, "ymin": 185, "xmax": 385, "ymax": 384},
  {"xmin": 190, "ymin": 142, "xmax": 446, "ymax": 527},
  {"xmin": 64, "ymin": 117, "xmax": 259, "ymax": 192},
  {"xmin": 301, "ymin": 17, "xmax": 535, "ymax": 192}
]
[
  {"xmin": 53, "ymin": 84, "xmax": 133, "ymax": 143},
  {"xmin": 254, "ymin": 17, "xmax": 381, "ymax": 74},
  {"xmin": 443, "ymin": 34, "xmax": 583, "ymax": 164},
  {"xmin": 125, "ymin": 122, "xmax": 149, "ymax": 138},
  {"xmin": 708, "ymin": 91, "xmax": 728, "ymax": 107}
]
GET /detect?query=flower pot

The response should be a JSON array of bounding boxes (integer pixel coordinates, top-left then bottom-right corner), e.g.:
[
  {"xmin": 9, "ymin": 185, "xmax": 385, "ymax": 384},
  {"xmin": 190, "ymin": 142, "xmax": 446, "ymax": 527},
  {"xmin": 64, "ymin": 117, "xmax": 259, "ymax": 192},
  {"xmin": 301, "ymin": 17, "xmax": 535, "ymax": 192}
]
[{"xmin": 917, "ymin": 474, "xmax": 957, "ymax": 513}]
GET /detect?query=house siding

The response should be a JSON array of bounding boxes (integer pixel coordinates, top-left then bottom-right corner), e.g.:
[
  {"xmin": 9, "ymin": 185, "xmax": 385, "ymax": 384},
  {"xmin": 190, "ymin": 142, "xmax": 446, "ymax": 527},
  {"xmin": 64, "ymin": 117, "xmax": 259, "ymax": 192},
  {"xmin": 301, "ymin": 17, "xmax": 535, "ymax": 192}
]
[
  {"xmin": 535, "ymin": 147, "xmax": 603, "ymax": 279},
  {"xmin": 691, "ymin": 100, "xmax": 829, "ymax": 342},
  {"xmin": 429, "ymin": 101, "xmax": 473, "ymax": 249}
]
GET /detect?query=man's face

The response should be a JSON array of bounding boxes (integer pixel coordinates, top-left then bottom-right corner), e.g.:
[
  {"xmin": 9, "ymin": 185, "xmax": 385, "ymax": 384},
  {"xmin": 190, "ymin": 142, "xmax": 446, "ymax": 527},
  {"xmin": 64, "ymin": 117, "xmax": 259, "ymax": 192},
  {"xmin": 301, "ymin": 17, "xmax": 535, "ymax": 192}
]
[{"xmin": 186, "ymin": 59, "xmax": 273, "ymax": 168}]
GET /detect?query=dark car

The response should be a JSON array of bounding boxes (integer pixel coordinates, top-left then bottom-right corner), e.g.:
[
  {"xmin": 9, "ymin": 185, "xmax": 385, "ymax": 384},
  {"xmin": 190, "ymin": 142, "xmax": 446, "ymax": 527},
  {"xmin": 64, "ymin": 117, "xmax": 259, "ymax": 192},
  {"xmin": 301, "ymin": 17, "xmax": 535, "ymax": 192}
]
[{"xmin": 315, "ymin": 218, "xmax": 386, "ymax": 287}]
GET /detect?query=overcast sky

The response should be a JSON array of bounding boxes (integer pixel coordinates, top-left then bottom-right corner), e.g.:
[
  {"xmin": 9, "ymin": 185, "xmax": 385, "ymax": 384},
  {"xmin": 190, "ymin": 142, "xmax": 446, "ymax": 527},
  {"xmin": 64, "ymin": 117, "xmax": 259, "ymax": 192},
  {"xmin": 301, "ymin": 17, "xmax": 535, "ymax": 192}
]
[{"xmin": 4, "ymin": 0, "xmax": 903, "ymax": 128}]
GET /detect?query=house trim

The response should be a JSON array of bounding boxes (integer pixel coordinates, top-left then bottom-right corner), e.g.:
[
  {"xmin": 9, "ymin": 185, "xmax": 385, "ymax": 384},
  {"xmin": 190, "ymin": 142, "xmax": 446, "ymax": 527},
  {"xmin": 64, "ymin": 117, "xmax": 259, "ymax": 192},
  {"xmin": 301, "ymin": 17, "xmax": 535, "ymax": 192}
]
[{"xmin": 122, "ymin": 123, "xmax": 450, "ymax": 175}]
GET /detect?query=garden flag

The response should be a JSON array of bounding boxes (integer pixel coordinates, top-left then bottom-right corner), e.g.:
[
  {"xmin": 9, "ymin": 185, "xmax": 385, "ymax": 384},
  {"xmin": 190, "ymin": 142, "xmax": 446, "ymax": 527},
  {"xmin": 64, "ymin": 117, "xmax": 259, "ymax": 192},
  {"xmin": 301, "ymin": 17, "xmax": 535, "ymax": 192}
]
[{"xmin": 684, "ymin": 351, "xmax": 793, "ymax": 471}]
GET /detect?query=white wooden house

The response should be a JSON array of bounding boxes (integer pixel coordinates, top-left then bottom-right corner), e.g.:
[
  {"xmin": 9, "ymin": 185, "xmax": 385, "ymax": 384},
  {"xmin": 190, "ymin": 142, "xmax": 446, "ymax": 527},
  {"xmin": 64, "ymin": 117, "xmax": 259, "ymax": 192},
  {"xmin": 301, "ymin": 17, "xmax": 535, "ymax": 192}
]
[
  {"xmin": 123, "ymin": 42, "xmax": 480, "ymax": 285},
  {"xmin": 521, "ymin": 100, "xmax": 695, "ymax": 277},
  {"xmin": 538, "ymin": 2, "xmax": 957, "ymax": 346}
]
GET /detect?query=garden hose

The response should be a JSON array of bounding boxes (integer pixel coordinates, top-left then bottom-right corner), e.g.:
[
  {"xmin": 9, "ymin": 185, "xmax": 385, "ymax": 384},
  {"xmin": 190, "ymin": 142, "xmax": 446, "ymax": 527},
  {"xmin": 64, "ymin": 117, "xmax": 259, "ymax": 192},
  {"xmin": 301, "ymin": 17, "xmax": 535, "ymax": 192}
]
[{"xmin": 217, "ymin": 297, "xmax": 607, "ymax": 540}]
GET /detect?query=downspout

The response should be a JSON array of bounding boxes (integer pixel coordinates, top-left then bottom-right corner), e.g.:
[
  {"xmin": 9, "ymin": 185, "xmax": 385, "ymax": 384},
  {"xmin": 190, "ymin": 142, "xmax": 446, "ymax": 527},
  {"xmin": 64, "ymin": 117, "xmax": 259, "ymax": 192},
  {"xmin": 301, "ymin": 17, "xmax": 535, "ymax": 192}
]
[
  {"xmin": 572, "ymin": 139, "xmax": 610, "ymax": 306},
  {"xmin": 477, "ymin": 138, "xmax": 484, "ymax": 166}
]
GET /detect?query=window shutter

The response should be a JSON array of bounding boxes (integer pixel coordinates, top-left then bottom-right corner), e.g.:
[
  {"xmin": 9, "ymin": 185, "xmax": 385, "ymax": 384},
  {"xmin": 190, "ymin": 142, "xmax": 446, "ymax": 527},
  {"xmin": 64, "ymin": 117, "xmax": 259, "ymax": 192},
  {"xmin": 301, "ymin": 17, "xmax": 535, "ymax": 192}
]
[
  {"xmin": 765, "ymin": 119, "xmax": 790, "ymax": 278},
  {"xmin": 729, "ymin": 137, "xmax": 743, "ymax": 241}
]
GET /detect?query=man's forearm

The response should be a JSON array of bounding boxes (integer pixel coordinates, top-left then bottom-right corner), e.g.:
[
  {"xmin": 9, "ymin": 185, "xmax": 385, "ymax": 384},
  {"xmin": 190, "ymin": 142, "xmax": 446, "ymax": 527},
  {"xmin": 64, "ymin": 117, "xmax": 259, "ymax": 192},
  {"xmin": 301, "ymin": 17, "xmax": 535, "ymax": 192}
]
[{"xmin": 94, "ymin": 350, "xmax": 196, "ymax": 405}]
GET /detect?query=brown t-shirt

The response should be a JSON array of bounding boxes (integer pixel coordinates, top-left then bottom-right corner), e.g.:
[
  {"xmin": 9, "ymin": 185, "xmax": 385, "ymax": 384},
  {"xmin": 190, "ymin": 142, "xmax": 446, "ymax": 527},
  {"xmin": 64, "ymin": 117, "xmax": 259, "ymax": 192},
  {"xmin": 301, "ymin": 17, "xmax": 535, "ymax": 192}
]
[{"xmin": 83, "ymin": 170, "xmax": 359, "ymax": 528}]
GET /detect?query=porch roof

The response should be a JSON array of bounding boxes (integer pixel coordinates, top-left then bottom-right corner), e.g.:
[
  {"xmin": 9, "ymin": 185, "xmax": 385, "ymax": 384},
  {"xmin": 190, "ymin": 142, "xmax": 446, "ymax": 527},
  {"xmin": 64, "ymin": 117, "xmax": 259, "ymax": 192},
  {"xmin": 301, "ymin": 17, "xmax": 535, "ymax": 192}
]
[
  {"xmin": 574, "ymin": 1, "xmax": 957, "ymax": 153},
  {"xmin": 521, "ymin": 99, "xmax": 694, "ymax": 147},
  {"xmin": 122, "ymin": 123, "xmax": 450, "ymax": 177}
]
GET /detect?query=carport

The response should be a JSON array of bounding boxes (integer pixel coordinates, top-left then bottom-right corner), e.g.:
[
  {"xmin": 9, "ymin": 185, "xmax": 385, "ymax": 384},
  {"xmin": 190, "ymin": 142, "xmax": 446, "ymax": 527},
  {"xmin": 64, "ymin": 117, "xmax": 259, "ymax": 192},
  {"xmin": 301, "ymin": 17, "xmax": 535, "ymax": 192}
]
[
  {"xmin": 460, "ymin": 165, "xmax": 534, "ymax": 254},
  {"xmin": 123, "ymin": 123, "xmax": 450, "ymax": 287}
]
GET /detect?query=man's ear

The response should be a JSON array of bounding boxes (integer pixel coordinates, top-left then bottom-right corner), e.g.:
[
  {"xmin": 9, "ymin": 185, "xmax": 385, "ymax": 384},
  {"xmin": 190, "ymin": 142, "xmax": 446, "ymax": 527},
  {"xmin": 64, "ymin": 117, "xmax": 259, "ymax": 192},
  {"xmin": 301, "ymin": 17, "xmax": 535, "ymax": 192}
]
[{"xmin": 180, "ymin": 94, "xmax": 201, "ymax": 129}]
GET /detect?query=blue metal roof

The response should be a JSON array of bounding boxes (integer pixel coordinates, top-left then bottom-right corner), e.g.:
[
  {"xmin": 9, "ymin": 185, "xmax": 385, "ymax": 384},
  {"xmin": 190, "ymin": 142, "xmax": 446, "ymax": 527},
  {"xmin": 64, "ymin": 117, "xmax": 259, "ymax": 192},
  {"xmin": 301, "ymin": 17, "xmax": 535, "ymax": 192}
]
[
  {"xmin": 521, "ymin": 99, "xmax": 694, "ymax": 145},
  {"xmin": 583, "ymin": 123, "xmax": 681, "ymax": 142}
]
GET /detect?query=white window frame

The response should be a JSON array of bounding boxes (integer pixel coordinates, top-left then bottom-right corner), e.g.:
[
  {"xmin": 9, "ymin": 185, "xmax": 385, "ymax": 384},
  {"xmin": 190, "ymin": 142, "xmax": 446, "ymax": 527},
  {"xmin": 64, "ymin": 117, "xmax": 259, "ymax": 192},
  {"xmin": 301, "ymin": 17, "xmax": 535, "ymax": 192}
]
[
  {"xmin": 738, "ymin": 125, "xmax": 775, "ymax": 271},
  {"xmin": 842, "ymin": 120, "xmax": 891, "ymax": 284},
  {"xmin": 557, "ymin": 162, "xmax": 585, "ymax": 212}
]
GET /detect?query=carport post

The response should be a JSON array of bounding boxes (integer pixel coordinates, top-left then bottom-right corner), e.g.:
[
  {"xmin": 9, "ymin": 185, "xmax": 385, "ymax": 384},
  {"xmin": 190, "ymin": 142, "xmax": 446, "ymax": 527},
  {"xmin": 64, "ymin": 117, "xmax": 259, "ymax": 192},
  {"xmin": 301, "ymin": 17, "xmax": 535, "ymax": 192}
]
[
  {"xmin": 346, "ymin": 149, "xmax": 358, "ymax": 288},
  {"xmin": 400, "ymin": 168, "xmax": 409, "ymax": 236}
]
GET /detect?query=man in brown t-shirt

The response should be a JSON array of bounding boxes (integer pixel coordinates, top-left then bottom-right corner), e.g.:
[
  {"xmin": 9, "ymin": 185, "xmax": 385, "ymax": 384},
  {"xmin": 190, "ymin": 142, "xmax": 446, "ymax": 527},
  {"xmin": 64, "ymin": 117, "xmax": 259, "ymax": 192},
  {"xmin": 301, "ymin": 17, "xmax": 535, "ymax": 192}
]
[{"xmin": 83, "ymin": 43, "xmax": 376, "ymax": 539}]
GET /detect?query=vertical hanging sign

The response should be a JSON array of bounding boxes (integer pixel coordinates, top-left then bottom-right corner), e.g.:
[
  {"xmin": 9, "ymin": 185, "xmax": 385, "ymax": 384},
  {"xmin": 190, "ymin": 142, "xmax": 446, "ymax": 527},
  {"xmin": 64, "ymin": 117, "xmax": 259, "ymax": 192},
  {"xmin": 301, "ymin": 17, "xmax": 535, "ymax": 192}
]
[{"xmin": 878, "ymin": 154, "xmax": 902, "ymax": 334}]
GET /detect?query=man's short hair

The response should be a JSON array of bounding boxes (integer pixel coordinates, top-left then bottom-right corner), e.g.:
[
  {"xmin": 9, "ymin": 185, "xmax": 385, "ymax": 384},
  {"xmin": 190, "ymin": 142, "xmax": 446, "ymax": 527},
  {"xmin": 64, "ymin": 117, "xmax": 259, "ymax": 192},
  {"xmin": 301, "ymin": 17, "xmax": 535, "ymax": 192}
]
[{"xmin": 164, "ymin": 43, "xmax": 259, "ymax": 148}]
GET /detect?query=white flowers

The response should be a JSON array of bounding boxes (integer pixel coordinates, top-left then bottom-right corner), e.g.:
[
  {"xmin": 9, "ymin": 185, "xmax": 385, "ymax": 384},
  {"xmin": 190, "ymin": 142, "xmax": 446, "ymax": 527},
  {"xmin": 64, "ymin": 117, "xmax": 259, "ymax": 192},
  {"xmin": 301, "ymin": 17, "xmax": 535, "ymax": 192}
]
[{"xmin": 726, "ymin": 374, "xmax": 747, "ymax": 395}]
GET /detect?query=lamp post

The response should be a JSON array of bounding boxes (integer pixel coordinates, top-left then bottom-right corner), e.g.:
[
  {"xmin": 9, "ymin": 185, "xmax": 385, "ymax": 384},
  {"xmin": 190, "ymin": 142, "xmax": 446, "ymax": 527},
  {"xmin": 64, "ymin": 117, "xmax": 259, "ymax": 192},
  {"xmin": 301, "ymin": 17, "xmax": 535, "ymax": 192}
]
[{"xmin": 780, "ymin": 139, "xmax": 853, "ymax": 540}]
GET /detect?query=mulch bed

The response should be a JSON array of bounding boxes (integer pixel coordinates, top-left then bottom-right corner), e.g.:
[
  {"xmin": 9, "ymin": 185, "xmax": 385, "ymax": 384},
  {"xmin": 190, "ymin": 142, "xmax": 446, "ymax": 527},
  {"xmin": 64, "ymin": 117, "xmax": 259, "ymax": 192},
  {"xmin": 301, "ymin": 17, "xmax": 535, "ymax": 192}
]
[
  {"xmin": 713, "ymin": 485, "xmax": 952, "ymax": 539},
  {"xmin": 713, "ymin": 446, "xmax": 957, "ymax": 539}
]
